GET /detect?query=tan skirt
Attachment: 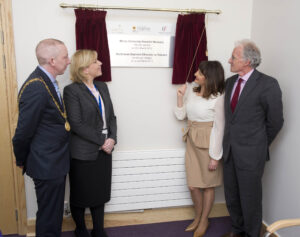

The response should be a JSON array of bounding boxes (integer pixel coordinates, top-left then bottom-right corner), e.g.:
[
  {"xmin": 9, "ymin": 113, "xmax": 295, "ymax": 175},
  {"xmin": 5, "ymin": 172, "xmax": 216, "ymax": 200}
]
[{"xmin": 183, "ymin": 120, "xmax": 223, "ymax": 188}]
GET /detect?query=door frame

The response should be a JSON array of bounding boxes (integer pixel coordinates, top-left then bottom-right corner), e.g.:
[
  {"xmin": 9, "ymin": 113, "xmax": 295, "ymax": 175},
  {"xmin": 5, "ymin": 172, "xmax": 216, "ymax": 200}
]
[{"xmin": 0, "ymin": 0, "xmax": 27, "ymax": 235}]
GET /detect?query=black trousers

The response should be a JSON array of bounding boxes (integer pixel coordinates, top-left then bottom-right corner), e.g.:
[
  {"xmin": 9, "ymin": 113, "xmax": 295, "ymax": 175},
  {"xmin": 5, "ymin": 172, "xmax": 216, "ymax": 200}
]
[
  {"xmin": 223, "ymin": 152, "xmax": 264, "ymax": 237},
  {"xmin": 33, "ymin": 176, "xmax": 66, "ymax": 237}
]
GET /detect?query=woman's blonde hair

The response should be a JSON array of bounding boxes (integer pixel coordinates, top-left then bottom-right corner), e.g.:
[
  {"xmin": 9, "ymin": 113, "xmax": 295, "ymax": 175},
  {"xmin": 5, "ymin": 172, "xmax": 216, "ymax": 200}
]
[{"xmin": 70, "ymin": 49, "xmax": 98, "ymax": 83}]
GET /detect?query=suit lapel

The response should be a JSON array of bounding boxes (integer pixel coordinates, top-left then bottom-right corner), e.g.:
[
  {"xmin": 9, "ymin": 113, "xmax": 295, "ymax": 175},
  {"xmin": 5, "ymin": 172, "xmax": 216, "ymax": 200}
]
[
  {"xmin": 232, "ymin": 70, "xmax": 260, "ymax": 117},
  {"xmin": 79, "ymin": 83, "xmax": 103, "ymax": 120},
  {"xmin": 37, "ymin": 67, "xmax": 64, "ymax": 112},
  {"xmin": 94, "ymin": 82, "xmax": 109, "ymax": 122},
  {"xmin": 225, "ymin": 75, "xmax": 238, "ymax": 117}
]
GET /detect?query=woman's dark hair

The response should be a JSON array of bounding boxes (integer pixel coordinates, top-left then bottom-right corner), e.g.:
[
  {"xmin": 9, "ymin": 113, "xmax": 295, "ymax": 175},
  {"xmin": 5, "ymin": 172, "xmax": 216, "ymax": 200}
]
[{"xmin": 193, "ymin": 60, "xmax": 225, "ymax": 99}]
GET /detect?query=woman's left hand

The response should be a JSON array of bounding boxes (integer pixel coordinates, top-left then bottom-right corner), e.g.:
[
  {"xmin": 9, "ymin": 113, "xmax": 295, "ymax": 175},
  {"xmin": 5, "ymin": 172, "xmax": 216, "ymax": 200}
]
[
  {"xmin": 101, "ymin": 138, "xmax": 115, "ymax": 154},
  {"xmin": 208, "ymin": 158, "xmax": 219, "ymax": 171}
]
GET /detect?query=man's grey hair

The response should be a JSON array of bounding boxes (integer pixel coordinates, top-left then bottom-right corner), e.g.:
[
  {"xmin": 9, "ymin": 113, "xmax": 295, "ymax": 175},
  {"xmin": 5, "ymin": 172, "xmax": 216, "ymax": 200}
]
[
  {"xmin": 235, "ymin": 39, "xmax": 261, "ymax": 68},
  {"xmin": 35, "ymin": 38, "xmax": 65, "ymax": 65}
]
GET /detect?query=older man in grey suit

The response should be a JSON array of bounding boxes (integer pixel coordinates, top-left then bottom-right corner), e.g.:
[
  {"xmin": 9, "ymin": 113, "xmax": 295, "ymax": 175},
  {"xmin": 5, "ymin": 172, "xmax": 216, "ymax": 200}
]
[{"xmin": 222, "ymin": 40, "xmax": 284, "ymax": 237}]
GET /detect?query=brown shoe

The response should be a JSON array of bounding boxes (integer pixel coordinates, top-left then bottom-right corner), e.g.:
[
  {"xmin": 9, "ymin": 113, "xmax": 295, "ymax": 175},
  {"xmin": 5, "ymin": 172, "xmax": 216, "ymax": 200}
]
[
  {"xmin": 193, "ymin": 220, "xmax": 210, "ymax": 237},
  {"xmin": 221, "ymin": 232, "xmax": 244, "ymax": 237},
  {"xmin": 185, "ymin": 221, "xmax": 198, "ymax": 232}
]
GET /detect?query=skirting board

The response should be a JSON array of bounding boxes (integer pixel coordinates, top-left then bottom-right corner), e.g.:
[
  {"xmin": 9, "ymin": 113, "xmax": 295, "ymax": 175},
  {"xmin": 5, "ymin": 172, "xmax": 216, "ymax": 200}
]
[{"xmin": 26, "ymin": 203, "xmax": 228, "ymax": 236}]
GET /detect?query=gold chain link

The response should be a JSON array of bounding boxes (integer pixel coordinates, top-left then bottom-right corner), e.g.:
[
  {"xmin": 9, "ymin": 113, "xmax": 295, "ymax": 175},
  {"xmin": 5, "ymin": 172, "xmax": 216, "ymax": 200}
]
[{"xmin": 18, "ymin": 78, "xmax": 67, "ymax": 120}]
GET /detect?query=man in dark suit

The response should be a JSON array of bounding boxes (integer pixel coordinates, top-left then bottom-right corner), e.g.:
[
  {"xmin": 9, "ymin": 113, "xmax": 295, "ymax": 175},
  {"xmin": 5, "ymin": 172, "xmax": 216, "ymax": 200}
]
[
  {"xmin": 13, "ymin": 38, "xmax": 70, "ymax": 236},
  {"xmin": 222, "ymin": 40, "xmax": 284, "ymax": 237}
]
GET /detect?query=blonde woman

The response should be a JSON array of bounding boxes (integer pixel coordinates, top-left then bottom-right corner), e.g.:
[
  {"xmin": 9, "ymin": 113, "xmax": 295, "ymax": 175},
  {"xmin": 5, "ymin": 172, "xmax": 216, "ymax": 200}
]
[{"xmin": 64, "ymin": 50, "xmax": 117, "ymax": 237}]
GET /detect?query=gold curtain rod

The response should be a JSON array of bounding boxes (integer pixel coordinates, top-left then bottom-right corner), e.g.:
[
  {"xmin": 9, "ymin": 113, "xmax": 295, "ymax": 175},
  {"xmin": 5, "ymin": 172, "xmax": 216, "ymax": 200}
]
[{"xmin": 60, "ymin": 3, "xmax": 221, "ymax": 14}]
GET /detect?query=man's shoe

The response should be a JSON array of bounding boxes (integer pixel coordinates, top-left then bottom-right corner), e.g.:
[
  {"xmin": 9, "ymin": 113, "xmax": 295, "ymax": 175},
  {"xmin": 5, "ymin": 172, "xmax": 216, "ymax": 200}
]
[
  {"xmin": 74, "ymin": 228, "xmax": 90, "ymax": 237},
  {"xmin": 221, "ymin": 232, "xmax": 244, "ymax": 237},
  {"xmin": 91, "ymin": 229, "xmax": 108, "ymax": 237}
]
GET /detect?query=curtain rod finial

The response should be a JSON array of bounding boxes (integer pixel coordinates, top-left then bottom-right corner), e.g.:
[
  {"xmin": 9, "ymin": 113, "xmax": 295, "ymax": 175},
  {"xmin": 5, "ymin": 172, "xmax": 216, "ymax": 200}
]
[{"xmin": 60, "ymin": 3, "xmax": 67, "ymax": 8}]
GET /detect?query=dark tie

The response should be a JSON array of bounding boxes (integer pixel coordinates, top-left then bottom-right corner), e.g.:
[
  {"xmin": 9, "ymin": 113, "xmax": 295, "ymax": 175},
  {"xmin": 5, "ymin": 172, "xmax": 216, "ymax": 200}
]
[{"xmin": 231, "ymin": 78, "xmax": 243, "ymax": 112}]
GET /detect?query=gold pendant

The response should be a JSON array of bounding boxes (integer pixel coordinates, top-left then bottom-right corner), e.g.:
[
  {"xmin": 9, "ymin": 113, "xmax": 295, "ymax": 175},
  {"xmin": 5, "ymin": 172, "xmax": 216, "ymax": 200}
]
[{"xmin": 65, "ymin": 121, "xmax": 70, "ymax": 131}]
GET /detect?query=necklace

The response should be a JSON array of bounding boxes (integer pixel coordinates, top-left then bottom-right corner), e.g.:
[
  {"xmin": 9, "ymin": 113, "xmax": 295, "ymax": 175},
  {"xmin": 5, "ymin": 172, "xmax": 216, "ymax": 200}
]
[{"xmin": 18, "ymin": 78, "xmax": 70, "ymax": 131}]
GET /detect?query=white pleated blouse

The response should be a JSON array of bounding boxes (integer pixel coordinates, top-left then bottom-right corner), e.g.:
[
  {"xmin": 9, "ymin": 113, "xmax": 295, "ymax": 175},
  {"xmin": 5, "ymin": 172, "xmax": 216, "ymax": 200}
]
[{"xmin": 174, "ymin": 82, "xmax": 225, "ymax": 160}]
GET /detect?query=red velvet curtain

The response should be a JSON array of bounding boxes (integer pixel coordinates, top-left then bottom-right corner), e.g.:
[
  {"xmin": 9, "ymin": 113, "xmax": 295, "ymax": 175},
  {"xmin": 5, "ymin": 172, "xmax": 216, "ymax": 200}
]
[
  {"xmin": 172, "ymin": 14, "xmax": 207, "ymax": 84},
  {"xmin": 75, "ymin": 9, "xmax": 111, "ymax": 82}
]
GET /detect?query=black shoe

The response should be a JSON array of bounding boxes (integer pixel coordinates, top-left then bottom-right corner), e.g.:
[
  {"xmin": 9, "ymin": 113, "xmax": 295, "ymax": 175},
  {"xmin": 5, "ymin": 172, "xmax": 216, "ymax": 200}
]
[
  {"xmin": 74, "ymin": 228, "xmax": 91, "ymax": 237},
  {"xmin": 91, "ymin": 229, "xmax": 108, "ymax": 237},
  {"xmin": 221, "ymin": 232, "xmax": 244, "ymax": 237}
]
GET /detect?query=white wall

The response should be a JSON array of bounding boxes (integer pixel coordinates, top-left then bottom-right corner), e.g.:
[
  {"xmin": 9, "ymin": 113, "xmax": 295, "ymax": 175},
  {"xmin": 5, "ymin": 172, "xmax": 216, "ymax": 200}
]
[
  {"xmin": 12, "ymin": 0, "xmax": 254, "ymax": 218},
  {"xmin": 251, "ymin": 0, "xmax": 300, "ymax": 236}
]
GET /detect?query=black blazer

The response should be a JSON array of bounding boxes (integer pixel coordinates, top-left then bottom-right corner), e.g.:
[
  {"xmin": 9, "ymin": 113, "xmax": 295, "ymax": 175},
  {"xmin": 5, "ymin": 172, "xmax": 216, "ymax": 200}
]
[
  {"xmin": 223, "ymin": 69, "xmax": 284, "ymax": 170},
  {"xmin": 12, "ymin": 66, "xmax": 70, "ymax": 179},
  {"xmin": 63, "ymin": 81, "xmax": 117, "ymax": 161}
]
